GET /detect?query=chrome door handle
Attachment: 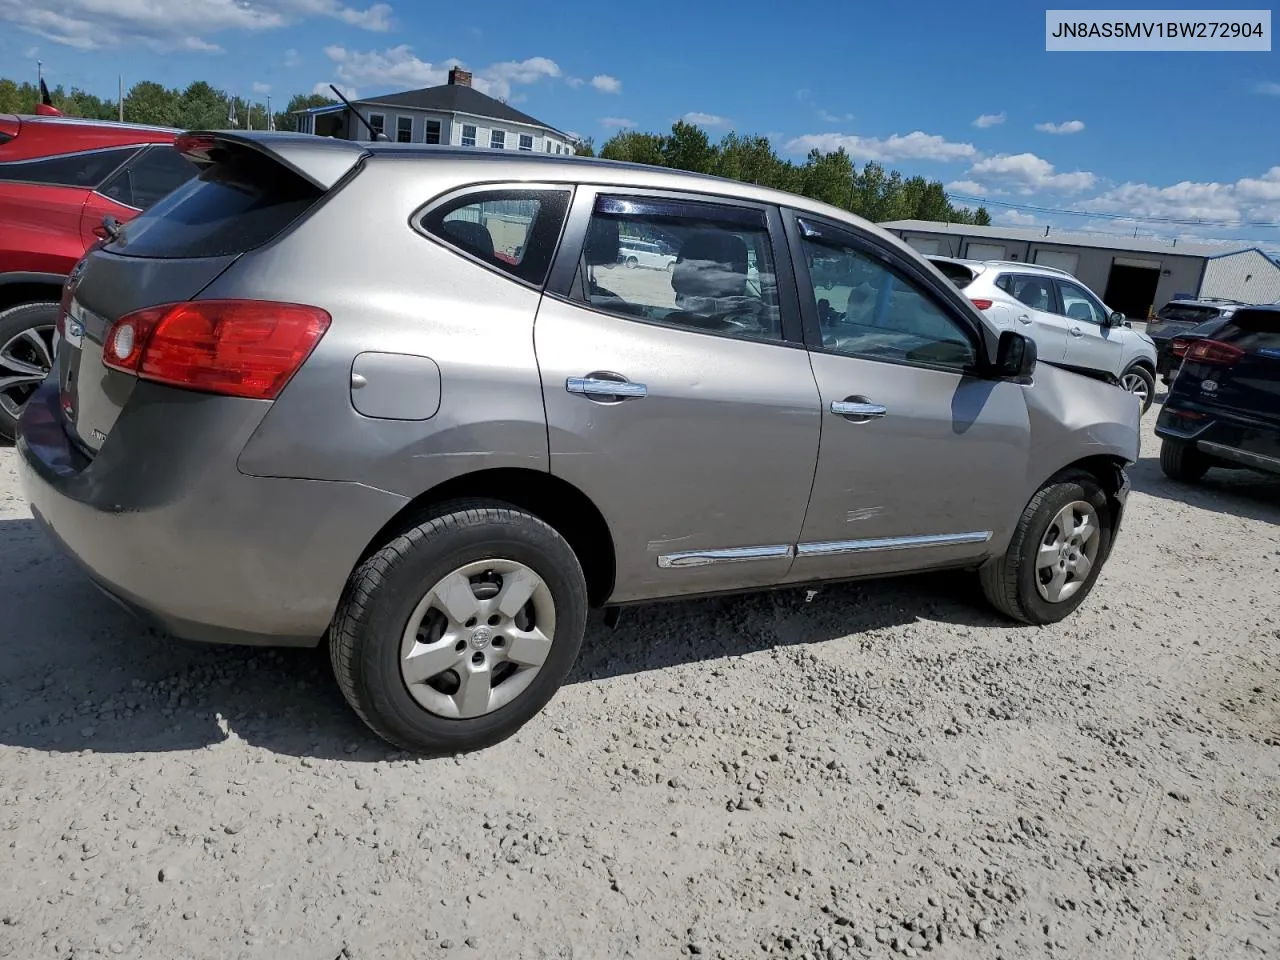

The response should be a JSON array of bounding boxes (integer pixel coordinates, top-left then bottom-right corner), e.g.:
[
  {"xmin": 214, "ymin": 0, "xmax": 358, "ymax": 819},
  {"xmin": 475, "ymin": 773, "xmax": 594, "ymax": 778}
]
[
  {"xmin": 1070, "ymin": 326, "xmax": 1084, "ymax": 337},
  {"xmin": 830, "ymin": 399, "xmax": 887, "ymax": 418},
  {"xmin": 1017, "ymin": 313, "xmax": 1032, "ymax": 324},
  {"xmin": 566, "ymin": 376, "xmax": 648, "ymax": 399}
]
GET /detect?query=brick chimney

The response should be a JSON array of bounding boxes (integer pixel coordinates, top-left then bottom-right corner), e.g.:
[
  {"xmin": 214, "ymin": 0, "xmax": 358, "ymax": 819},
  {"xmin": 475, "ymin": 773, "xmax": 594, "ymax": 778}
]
[{"xmin": 447, "ymin": 67, "xmax": 472, "ymax": 87}]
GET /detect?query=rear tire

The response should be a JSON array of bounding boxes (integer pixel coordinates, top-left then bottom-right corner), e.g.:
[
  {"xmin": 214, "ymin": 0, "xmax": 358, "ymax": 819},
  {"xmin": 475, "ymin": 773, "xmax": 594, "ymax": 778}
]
[
  {"xmin": 1160, "ymin": 439, "xmax": 1211, "ymax": 483},
  {"xmin": 624, "ymin": 256, "xmax": 638, "ymax": 268},
  {"xmin": 329, "ymin": 500, "xmax": 588, "ymax": 755},
  {"xmin": 0, "ymin": 301, "xmax": 59, "ymax": 441},
  {"xmin": 980, "ymin": 471, "xmax": 1113, "ymax": 626},
  {"xmin": 1120, "ymin": 364, "xmax": 1155, "ymax": 414}
]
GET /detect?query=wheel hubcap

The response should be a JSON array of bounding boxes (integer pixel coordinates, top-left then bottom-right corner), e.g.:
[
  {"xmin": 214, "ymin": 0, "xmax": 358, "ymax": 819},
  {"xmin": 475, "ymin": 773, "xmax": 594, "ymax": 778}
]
[
  {"xmin": 1121, "ymin": 373, "xmax": 1149, "ymax": 403},
  {"xmin": 1035, "ymin": 501, "xmax": 1101, "ymax": 603},
  {"xmin": 0, "ymin": 323, "xmax": 55, "ymax": 421},
  {"xmin": 399, "ymin": 559, "xmax": 556, "ymax": 719}
]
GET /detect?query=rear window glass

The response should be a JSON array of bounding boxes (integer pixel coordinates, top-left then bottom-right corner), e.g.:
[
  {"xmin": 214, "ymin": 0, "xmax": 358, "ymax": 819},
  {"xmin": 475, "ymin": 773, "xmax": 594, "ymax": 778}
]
[
  {"xmin": 98, "ymin": 145, "xmax": 200, "ymax": 211},
  {"xmin": 1157, "ymin": 302, "xmax": 1219, "ymax": 323},
  {"xmin": 1218, "ymin": 309, "xmax": 1280, "ymax": 351},
  {"xmin": 0, "ymin": 146, "xmax": 138, "ymax": 188},
  {"xmin": 105, "ymin": 149, "xmax": 323, "ymax": 259},
  {"xmin": 928, "ymin": 259, "xmax": 976, "ymax": 288}
]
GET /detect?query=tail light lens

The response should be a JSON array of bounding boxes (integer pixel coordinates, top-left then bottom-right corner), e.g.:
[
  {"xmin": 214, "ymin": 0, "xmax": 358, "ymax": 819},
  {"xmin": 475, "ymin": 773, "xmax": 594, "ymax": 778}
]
[
  {"xmin": 1185, "ymin": 338, "xmax": 1244, "ymax": 366},
  {"xmin": 1170, "ymin": 337, "xmax": 1190, "ymax": 357},
  {"xmin": 101, "ymin": 300, "xmax": 331, "ymax": 400},
  {"xmin": 970, "ymin": 298, "xmax": 993, "ymax": 310}
]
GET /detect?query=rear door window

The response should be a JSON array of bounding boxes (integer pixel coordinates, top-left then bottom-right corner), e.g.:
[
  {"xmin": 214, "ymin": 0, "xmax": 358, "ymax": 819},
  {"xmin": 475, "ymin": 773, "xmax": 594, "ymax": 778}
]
[
  {"xmin": 0, "ymin": 146, "xmax": 139, "ymax": 188},
  {"xmin": 420, "ymin": 188, "xmax": 572, "ymax": 286},
  {"xmin": 1005, "ymin": 274, "xmax": 1056, "ymax": 312},
  {"xmin": 105, "ymin": 148, "xmax": 324, "ymax": 259}
]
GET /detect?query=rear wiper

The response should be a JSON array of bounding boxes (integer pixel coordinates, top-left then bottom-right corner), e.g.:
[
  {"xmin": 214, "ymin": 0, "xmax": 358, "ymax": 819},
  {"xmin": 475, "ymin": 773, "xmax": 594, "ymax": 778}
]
[{"xmin": 99, "ymin": 215, "xmax": 123, "ymax": 242}]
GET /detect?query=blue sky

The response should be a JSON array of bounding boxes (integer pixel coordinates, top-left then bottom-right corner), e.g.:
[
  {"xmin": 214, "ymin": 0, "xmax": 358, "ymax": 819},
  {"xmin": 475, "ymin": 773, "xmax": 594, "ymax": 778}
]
[{"xmin": 1, "ymin": 0, "xmax": 1278, "ymax": 248}]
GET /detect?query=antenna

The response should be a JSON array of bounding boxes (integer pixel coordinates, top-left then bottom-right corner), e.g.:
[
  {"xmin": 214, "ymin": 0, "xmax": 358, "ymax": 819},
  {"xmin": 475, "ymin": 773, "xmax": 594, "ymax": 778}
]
[{"xmin": 328, "ymin": 84, "xmax": 389, "ymax": 141}]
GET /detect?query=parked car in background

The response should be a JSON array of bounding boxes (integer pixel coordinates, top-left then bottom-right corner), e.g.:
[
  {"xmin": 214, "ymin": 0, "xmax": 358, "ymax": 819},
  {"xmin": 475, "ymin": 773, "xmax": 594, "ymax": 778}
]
[
  {"xmin": 1145, "ymin": 297, "xmax": 1246, "ymax": 384},
  {"xmin": 926, "ymin": 256, "xmax": 1159, "ymax": 413},
  {"xmin": 0, "ymin": 113, "xmax": 197, "ymax": 439},
  {"xmin": 616, "ymin": 237, "xmax": 676, "ymax": 270},
  {"xmin": 18, "ymin": 132, "xmax": 1139, "ymax": 754},
  {"xmin": 1156, "ymin": 306, "xmax": 1280, "ymax": 482},
  {"xmin": 1156, "ymin": 315, "xmax": 1232, "ymax": 385}
]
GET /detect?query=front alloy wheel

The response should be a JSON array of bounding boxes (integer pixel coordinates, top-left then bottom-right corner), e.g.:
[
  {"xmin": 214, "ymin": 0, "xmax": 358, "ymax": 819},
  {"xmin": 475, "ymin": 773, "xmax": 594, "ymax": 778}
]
[{"xmin": 1119, "ymin": 366, "xmax": 1155, "ymax": 414}]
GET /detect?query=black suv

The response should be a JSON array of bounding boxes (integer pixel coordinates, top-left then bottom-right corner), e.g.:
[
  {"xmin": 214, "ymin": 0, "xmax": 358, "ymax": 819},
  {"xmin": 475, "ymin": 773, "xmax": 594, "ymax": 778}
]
[{"xmin": 1156, "ymin": 306, "xmax": 1280, "ymax": 482}]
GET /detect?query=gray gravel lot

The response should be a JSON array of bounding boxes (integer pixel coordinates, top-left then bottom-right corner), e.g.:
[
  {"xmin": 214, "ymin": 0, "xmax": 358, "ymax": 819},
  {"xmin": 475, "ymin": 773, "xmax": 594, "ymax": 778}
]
[{"xmin": 0, "ymin": 401, "xmax": 1277, "ymax": 960}]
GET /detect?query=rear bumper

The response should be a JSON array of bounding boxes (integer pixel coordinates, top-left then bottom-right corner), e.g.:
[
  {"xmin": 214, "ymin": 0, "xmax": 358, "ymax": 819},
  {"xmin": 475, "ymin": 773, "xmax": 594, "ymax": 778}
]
[
  {"xmin": 1156, "ymin": 403, "xmax": 1280, "ymax": 476},
  {"xmin": 17, "ymin": 380, "xmax": 409, "ymax": 645}
]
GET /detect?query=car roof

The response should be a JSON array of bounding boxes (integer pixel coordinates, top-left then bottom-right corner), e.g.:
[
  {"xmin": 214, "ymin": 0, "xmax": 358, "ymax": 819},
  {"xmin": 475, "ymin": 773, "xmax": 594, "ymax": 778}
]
[
  {"xmin": 2, "ymin": 114, "xmax": 178, "ymax": 162},
  {"xmin": 927, "ymin": 255, "xmax": 1076, "ymax": 278}
]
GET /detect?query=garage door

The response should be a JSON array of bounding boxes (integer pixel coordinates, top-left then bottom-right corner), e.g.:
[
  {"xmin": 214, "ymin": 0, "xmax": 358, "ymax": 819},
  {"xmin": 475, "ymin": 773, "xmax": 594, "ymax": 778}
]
[
  {"xmin": 966, "ymin": 242, "xmax": 1006, "ymax": 260},
  {"xmin": 1034, "ymin": 250, "xmax": 1080, "ymax": 274},
  {"xmin": 905, "ymin": 237, "xmax": 940, "ymax": 255}
]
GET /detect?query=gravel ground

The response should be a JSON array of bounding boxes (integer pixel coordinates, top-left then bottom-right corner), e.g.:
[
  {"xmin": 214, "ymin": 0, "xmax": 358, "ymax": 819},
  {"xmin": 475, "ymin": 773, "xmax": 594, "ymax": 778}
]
[{"xmin": 1, "ymin": 402, "xmax": 1277, "ymax": 960}]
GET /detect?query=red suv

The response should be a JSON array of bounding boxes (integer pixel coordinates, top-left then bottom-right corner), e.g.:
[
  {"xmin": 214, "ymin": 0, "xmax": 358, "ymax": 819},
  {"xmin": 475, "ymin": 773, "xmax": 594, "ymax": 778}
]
[{"xmin": 0, "ymin": 113, "xmax": 198, "ymax": 438}]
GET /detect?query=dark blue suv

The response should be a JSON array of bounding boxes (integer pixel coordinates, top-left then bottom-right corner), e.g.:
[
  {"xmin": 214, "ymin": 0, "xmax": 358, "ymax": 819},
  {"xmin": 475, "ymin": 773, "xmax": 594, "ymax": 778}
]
[{"xmin": 1156, "ymin": 306, "xmax": 1280, "ymax": 482}]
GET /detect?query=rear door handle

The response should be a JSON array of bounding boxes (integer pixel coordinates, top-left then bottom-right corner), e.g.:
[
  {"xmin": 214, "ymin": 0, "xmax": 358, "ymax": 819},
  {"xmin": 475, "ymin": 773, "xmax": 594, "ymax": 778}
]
[
  {"xmin": 566, "ymin": 376, "xmax": 647, "ymax": 400},
  {"xmin": 830, "ymin": 399, "xmax": 887, "ymax": 419}
]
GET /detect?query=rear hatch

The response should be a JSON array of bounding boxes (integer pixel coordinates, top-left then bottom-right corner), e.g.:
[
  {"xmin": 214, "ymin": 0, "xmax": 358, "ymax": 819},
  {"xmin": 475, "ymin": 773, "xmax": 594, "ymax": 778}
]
[
  {"xmin": 55, "ymin": 132, "xmax": 366, "ymax": 456},
  {"xmin": 1180, "ymin": 308, "xmax": 1280, "ymax": 426}
]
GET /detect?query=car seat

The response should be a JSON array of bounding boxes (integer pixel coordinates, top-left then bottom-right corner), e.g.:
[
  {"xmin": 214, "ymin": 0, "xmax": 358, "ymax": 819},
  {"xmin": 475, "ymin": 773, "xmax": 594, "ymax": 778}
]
[
  {"xmin": 1066, "ymin": 302, "xmax": 1095, "ymax": 322},
  {"xmin": 441, "ymin": 219, "xmax": 495, "ymax": 261}
]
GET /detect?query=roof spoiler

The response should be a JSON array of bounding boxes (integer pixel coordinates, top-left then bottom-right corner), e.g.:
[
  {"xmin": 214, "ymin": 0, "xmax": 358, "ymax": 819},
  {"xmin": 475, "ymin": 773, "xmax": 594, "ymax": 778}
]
[{"xmin": 174, "ymin": 130, "xmax": 369, "ymax": 191}]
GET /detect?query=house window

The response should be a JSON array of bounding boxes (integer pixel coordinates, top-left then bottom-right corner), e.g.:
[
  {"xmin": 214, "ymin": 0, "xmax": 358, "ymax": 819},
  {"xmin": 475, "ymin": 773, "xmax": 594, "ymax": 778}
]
[
  {"xmin": 519, "ymin": 134, "xmax": 533, "ymax": 151},
  {"xmin": 545, "ymin": 141, "xmax": 552, "ymax": 153},
  {"xmin": 461, "ymin": 124, "xmax": 477, "ymax": 147},
  {"xmin": 490, "ymin": 130, "xmax": 506, "ymax": 149},
  {"xmin": 368, "ymin": 113, "xmax": 385, "ymax": 140},
  {"xmin": 396, "ymin": 116, "xmax": 413, "ymax": 142},
  {"xmin": 425, "ymin": 119, "xmax": 441, "ymax": 144}
]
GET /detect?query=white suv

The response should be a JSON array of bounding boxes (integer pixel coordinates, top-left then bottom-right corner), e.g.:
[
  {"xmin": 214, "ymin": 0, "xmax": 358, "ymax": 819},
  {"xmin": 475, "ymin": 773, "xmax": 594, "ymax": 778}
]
[
  {"xmin": 928, "ymin": 257, "xmax": 1159, "ymax": 413},
  {"xmin": 617, "ymin": 238, "xmax": 677, "ymax": 270}
]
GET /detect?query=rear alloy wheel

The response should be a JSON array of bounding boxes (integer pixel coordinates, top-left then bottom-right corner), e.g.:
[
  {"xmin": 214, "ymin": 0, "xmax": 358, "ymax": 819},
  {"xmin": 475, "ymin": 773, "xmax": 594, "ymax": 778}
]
[
  {"xmin": 624, "ymin": 256, "xmax": 638, "ymax": 268},
  {"xmin": 1159, "ymin": 438, "xmax": 1211, "ymax": 483},
  {"xmin": 980, "ymin": 471, "xmax": 1113, "ymax": 625},
  {"xmin": 330, "ymin": 501, "xmax": 588, "ymax": 755},
  {"xmin": 0, "ymin": 301, "xmax": 59, "ymax": 441},
  {"xmin": 1119, "ymin": 365, "xmax": 1155, "ymax": 414}
]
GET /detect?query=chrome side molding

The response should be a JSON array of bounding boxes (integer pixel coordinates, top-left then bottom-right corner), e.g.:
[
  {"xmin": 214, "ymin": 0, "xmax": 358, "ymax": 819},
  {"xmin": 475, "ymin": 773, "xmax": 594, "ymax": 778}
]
[
  {"xmin": 795, "ymin": 531, "xmax": 992, "ymax": 557},
  {"xmin": 657, "ymin": 544, "xmax": 794, "ymax": 569}
]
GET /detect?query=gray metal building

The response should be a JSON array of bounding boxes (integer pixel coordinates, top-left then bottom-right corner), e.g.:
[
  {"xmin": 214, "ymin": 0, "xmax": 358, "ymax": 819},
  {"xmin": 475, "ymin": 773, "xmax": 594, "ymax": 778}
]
[{"xmin": 881, "ymin": 220, "xmax": 1280, "ymax": 319}]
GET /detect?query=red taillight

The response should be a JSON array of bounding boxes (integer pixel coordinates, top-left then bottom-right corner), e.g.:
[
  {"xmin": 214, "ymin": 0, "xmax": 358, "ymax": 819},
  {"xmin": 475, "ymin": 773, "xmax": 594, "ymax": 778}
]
[
  {"xmin": 970, "ymin": 298, "xmax": 993, "ymax": 310},
  {"xmin": 1184, "ymin": 338, "xmax": 1244, "ymax": 366},
  {"xmin": 1170, "ymin": 337, "xmax": 1190, "ymax": 357},
  {"xmin": 101, "ymin": 300, "xmax": 331, "ymax": 400}
]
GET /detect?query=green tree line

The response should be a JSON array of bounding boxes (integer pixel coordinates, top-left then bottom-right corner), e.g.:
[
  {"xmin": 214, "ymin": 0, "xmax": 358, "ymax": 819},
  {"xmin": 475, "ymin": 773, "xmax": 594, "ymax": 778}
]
[
  {"xmin": 2, "ymin": 74, "xmax": 987, "ymax": 225},
  {"xmin": 591, "ymin": 122, "xmax": 990, "ymax": 225}
]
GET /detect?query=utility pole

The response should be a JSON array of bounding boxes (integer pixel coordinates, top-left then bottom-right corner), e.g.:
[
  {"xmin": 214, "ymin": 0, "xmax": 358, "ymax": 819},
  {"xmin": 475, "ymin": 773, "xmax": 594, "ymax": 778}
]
[
  {"xmin": 266, "ymin": 94, "xmax": 273, "ymax": 131},
  {"xmin": 118, "ymin": 74, "xmax": 124, "ymax": 122},
  {"xmin": 36, "ymin": 60, "xmax": 42, "ymax": 84}
]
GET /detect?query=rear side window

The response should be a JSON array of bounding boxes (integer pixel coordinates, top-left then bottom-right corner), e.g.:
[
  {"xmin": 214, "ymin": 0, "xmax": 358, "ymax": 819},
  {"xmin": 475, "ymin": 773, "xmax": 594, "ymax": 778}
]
[
  {"xmin": 97, "ymin": 145, "xmax": 200, "ymax": 210},
  {"xmin": 420, "ymin": 188, "xmax": 571, "ymax": 286},
  {"xmin": 105, "ymin": 149, "xmax": 323, "ymax": 259},
  {"xmin": 0, "ymin": 146, "xmax": 138, "ymax": 188}
]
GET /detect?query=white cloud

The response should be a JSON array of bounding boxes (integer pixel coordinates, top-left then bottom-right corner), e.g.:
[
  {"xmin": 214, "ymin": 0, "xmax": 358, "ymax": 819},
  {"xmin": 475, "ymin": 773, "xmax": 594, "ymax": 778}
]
[
  {"xmin": 313, "ymin": 80, "xmax": 356, "ymax": 99},
  {"xmin": 252, "ymin": 81, "xmax": 271, "ymax": 95},
  {"xmin": 945, "ymin": 179, "xmax": 987, "ymax": 195},
  {"xmin": 284, "ymin": 48, "xmax": 301, "ymax": 67},
  {"xmin": 1080, "ymin": 167, "xmax": 1280, "ymax": 223},
  {"xmin": 785, "ymin": 131, "xmax": 978, "ymax": 163},
  {"xmin": 600, "ymin": 116, "xmax": 635, "ymax": 128},
  {"xmin": 968, "ymin": 152, "xmax": 1096, "ymax": 193},
  {"xmin": 818, "ymin": 109, "xmax": 855, "ymax": 124},
  {"xmin": 565, "ymin": 77, "xmax": 585, "ymax": 88},
  {"xmin": 972, "ymin": 112, "xmax": 1006, "ymax": 128},
  {"xmin": 1254, "ymin": 81, "xmax": 1280, "ymax": 96},
  {"xmin": 682, "ymin": 111, "xmax": 730, "ymax": 128},
  {"xmin": 1035, "ymin": 120, "xmax": 1086, "ymax": 135},
  {"xmin": 0, "ymin": 0, "xmax": 390, "ymax": 53},
  {"xmin": 996, "ymin": 210, "xmax": 1039, "ymax": 226},
  {"xmin": 323, "ymin": 45, "xmax": 562, "ymax": 100},
  {"xmin": 590, "ymin": 74, "xmax": 621, "ymax": 94}
]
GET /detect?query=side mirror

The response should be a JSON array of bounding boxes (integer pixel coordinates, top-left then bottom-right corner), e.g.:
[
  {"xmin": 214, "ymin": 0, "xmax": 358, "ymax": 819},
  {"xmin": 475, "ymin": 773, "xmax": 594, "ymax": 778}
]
[
  {"xmin": 994, "ymin": 330, "xmax": 1037, "ymax": 382},
  {"xmin": 1108, "ymin": 310, "xmax": 1126, "ymax": 327}
]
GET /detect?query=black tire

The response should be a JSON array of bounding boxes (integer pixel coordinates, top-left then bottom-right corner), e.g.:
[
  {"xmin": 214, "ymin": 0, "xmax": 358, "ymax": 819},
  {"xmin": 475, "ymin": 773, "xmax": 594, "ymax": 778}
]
[
  {"xmin": 1159, "ymin": 438, "xmax": 1211, "ymax": 483},
  {"xmin": 1121, "ymin": 364, "xmax": 1156, "ymax": 415},
  {"xmin": 0, "ymin": 301, "xmax": 59, "ymax": 441},
  {"xmin": 330, "ymin": 500, "xmax": 588, "ymax": 755},
  {"xmin": 979, "ymin": 470, "xmax": 1114, "ymax": 626}
]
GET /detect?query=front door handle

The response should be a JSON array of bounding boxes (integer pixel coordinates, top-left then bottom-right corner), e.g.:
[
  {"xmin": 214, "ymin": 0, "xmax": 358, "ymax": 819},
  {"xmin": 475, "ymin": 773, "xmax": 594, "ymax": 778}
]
[
  {"xmin": 1017, "ymin": 313, "xmax": 1033, "ymax": 325},
  {"xmin": 566, "ymin": 376, "xmax": 648, "ymax": 400},
  {"xmin": 1070, "ymin": 326, "xmax": 1084, "ymax": 337},
  {"xmin": 831, "ymin": 398, "xmax": 887, "ymax": 420}
]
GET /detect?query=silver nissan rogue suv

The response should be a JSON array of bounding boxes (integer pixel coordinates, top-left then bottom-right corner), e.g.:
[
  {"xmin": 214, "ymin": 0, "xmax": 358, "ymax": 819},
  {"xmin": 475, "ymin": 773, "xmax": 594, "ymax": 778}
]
[{"xmin": 18, "ymin": 132, "xmax": 1140, "ymax": 754}]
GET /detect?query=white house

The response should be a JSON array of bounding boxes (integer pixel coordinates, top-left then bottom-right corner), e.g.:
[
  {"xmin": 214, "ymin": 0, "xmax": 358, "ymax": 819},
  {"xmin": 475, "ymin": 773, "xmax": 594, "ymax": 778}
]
[{"xmin": 292, "ymin": 67, "xmax": 577, "ymax": 156}]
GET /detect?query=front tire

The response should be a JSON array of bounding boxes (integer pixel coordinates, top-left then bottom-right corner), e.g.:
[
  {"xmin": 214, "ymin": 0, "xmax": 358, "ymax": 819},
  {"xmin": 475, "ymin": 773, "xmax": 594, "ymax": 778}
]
[
  {"xmin": 624, "ymin": 256, "xmax": 638, "ymax": 268},
  {"xmin": 0, "ymin": 301, "xmax": 59, "ymax": 441},
  {"xmin": 1159, "ymin": 439, "xmax": 1211, "ymax": 483},
  {"xmin": 980, "ymin": 471, "xmax": 1113, "ymax": 625},
  {"xmin": 1120, "ymin": 364, "xmax": 1155, "ymax": 414},
  {"xmin": 330, "ymin": 501, "xmax": 588, "ymax": 755}
]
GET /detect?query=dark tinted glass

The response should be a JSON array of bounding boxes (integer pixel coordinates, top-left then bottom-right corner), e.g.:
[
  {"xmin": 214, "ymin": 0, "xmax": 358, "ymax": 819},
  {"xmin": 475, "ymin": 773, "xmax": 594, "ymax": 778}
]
[
  {"xmin": 98, "ymin": 145, "xmax": 199, "ymax": 210},
  {"xmin": 929, "ymin": 260, "xmax": 976, "ymax": 288},
  {"xmin": 104, "ymin": 150, "xmax": 322, "ymax": 259},
  {"xmin": 1217, "ymin": 309, "xmax": 1280, "ymax": 349},
  {"xmin": 1157, "ymin": 302, "xmax": 1219, "ymax": 323},
  {"xmin": 421, "ymin": 189, "xmax": 571, "ymax": 285},
  {"xmin": 0, "ymin": 146, "xmax": 138, "ymax": 188}
]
